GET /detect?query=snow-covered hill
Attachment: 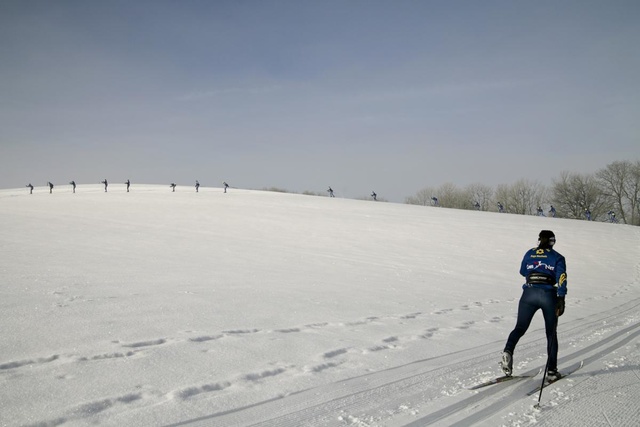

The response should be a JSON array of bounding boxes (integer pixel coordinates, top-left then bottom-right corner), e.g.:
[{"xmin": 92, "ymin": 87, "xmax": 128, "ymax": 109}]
[{"xmin": 1, "ymin": 184, "xmax": 638, "ymax": 426}]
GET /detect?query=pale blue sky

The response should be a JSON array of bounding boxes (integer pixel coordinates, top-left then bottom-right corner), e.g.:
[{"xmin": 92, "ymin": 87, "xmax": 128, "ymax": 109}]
[{"xmin": 1, "ymin": 0, "xmax": 639, "ymax": 201}]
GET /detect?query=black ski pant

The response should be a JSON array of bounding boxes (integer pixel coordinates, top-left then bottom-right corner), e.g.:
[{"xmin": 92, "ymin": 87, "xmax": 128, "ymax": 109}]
[{"xmin": 504, "ymin": 286, "xmax": 559, "ymax": 371}]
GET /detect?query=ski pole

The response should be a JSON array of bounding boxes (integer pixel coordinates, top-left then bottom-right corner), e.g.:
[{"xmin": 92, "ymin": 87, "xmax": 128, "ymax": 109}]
[
  {"xmin": 534, "ymin": 317, "xmax": 558, "ymax": 408},
  {"xmin": 534, "ymin": 354, "xmax": 550, "ymax": 409}
]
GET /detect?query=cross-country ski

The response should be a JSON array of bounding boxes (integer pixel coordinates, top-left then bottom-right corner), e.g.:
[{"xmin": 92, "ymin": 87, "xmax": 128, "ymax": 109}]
[
  {"xmin": 528, "ymin": 360, "xmax": 584, "ymax": 396},
  {"xmin": 467, "ymin": 369, "xmax": 541, "ymax": 390}
]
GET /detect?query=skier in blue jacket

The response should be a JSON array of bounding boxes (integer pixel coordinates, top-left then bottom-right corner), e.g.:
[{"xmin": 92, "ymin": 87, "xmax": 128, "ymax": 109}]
[{"xmin": 501, "ymin": 230, "xmax": 567, "ymax": 380}]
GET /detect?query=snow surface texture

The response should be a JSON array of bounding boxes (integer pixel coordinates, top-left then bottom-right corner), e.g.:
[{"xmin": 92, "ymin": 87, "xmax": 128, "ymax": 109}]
[{"xmin": 1, "ymin": 184, "xmax": 639, "ymax": 427}]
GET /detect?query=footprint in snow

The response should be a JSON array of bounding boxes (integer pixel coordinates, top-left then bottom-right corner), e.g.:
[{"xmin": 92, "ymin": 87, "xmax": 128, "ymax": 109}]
[
  {"xmin": 0, "ymin": 354, "xmax": 60, "ymax": 370},
  {"xmin": 243, "ymin": 367, "xmax": 286, "ymax": 381},
  {"xmin": 173, "ymin": 381, "xmax": 231, "ymax": 400},
  {"xmin": 189, "ymin": 335, "xmax": 224, "ymax": 342},
  {"xmin": 422, "ymin": 328, "xmax": 439, "ymax": 338},
  {"xmin": 400, "ymin": 312, "xmax": 422, "ymax": 319},
  {"xmin": 323, "ymin": 348, "xmax": 349, "ymax": 359},
  {"xmin": 78, "ymin": 351, "xmax": 136, "ymax": 362},
  {"xmin": 457, "ymin": 321, "xmax": 475, "ymax": 330},
  {"xmin": 223, "ymin": 329, "xmax": 260, "ymax": 335},
  {"xmin": 275, "ymin": 328, "xmax": 301, "ymax": 333},
  {"xmin": 308, "ymin": 362, "xmax": 340, "ymax": 373},
  {"xmin": 122, "ymin": 338, "xmax": 166, "ymax": 348}
]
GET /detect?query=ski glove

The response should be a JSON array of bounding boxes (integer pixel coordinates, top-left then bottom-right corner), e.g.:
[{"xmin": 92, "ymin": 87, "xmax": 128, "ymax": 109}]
[{"xmin": 556, "ymin": 296, "xmax": 565, "ymax": 317}]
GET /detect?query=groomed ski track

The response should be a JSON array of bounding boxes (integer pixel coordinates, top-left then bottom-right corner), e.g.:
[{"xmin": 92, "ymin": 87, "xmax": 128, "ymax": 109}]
[{"xmin": 169, "ymin": 296, "xmax": 640, "ymax": 427}]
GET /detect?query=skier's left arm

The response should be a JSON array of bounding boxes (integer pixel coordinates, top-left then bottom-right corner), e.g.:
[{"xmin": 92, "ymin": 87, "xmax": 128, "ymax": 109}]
[{"xmin": 555, "ymin": 254, "xmax": 567, "ymax": 297}]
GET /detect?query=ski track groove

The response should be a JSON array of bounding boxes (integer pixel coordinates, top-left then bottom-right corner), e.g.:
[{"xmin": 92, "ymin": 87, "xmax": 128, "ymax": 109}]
[{"xmin": 398, "ymin": 303, "xmax": 640, "ymax": 427}]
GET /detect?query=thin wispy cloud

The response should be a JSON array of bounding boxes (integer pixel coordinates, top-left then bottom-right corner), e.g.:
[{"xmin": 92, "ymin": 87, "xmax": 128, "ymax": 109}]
[{"xmin": 179, "ymin": 85, "xmax": 282, "ymax": 101}]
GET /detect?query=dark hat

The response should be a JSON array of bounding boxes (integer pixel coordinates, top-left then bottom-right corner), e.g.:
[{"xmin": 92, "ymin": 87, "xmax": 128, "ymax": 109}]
[
  {"xmin": 538, "ymin": 230, "xmax": 556, "ymax": 248},
  {"xmin": 539, "ymin": 230, "xmax": 555, "ymax": 240}
]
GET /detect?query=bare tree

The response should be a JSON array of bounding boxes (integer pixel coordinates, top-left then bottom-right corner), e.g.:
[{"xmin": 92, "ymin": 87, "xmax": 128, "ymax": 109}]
[
  {"xmin": 596, "ymin": 160, "xmax": 640, "ymax": 224},
  {"xmin": 466, "ymin": 183, "xmax": 494, "ymax": 211},
  {"xmin": 436, "ymin": 182, "xmax": 470, "ymax": 209},
  {"xmin": 596, "ymin": 161, "xmax": 628, "ymax": 222},
  {"xmin": 498, "ymin": 179, "xmax": 546, "ymax": 215},
  {"xmin": 405, "ymin": 187, "xmax": 435, "ymax": 206},
  {"xmin": 551, "ymin": 171, "xmax": 606, "ymax": 219},
  {"xmin": 404, "ymin": 158, "xmax": 639, "ymax": 226},
  {"xmin": 629, "ymin": 161, "xmax": 640, "ymax": 225},
  {"xmin": 494, "ymin": 184, "xmax": 511, "ymax": 213},
  {"xmin": 551, "ymin": 171, "xmax": 579, "ymax": 219},
  {"xmin": 406, "ymin": 184, "xmax": 470, "ymax": 209}
]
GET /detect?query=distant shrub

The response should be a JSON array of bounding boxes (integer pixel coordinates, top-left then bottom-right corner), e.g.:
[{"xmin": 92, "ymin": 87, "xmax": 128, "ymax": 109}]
[
  {"xmin": 262, "ymin": 187, "xmax": 291, "ymax": 194},
  {"xmin": 355, "ymin": 195, "xmax": 388, "ymax": 202}
]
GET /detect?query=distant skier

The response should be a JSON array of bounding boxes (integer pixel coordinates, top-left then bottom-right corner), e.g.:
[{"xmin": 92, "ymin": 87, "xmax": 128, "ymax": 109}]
[
  {"xmin": 223, "ymin": 182, "xmax": 229, "ymax": 193},
  {"xmin": 607, "ymin": 210, "xmax": 617, "ymax": 223},
  {"xmin": 431, "ymin": 196, "xmax": 438, "ymax": 206},
  {"xmin": 170, "ymin": 183, "xmax": 177, "ymax": 192},
  {"xmin": 195, "ymin": 180, "xmax": 200, "ymax": 192},
  {"xmin": 474, "ymin": 201, "xmax": 480, "ymax": 211},
  {"xmin": 497, "ymin": 202, "xmax": 504, "ymax": 213},
  {"xmin": 371, "ymin": 191, "xmax": 377, "ymax": 201},
  {"xmin": 536, "ymin": 206, "xmax": 544, "ymax": 217},
  {"xmin": 584, "ymin": 209, "xmax": 591, "ymax": 221},
  {"xmin": 328, "ymin": 187, "xmax": 334, "ymax": 197},
  {"xmin": 26, "ymin": 183, "xmax": 34, "ymax": 194},
  {"xmin": 549, "ymin": 205, "xmax": 556, "ymax": 218},
  {"xmin": 500, "ymin": 230, "xmax": 567, "ymax": 381},
  {"xmin": 69, "ymin": 181, "xmax": 76, "ymax": 193},
  {"xmin": 48, "ymin": 182, "xmax": 54, "ymax": 194},
  {"xmin": 125, "ymin": 179, "xmax": 130, "ymax": 192}
]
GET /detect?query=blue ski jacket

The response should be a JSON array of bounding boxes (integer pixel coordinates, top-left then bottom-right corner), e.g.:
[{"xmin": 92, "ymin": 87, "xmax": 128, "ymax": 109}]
[{"xmin": 520, "ymin": 247, "xmax": 567, "ymax": 297}]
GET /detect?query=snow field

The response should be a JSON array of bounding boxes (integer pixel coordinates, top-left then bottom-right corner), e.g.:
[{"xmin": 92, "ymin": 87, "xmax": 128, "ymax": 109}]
[{"xmin": 0, "ymin": 184, "xmax": 638, "ymax": 426}]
